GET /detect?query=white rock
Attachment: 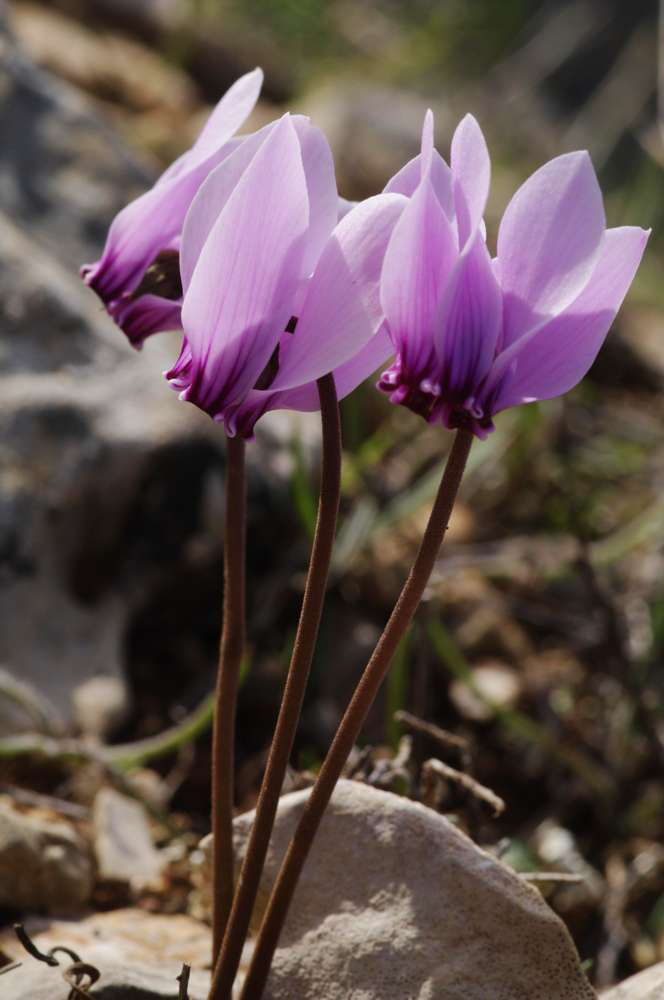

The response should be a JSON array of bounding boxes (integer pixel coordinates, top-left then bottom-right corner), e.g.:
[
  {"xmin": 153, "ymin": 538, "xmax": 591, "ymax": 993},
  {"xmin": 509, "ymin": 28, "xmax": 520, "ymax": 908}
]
[
  {"xmin": 201, "ymin": 779, "xmax": 597, "ymax": 999},
  {"xmin": 601, "ymin": 963, "xmax": 664, "ymax": 999},
  {"xmin": 1, "ymin": 955, "xmax": 210, "ymax": 1000},
  {"xmin": 93, "ymin": 787, "xmax": 164, "ymax": 886},
  {"xmin": 0, "ymin": 909, "xmax": 212, "ymax": 1000},
  {"xmin": 0, "ymin": 796, "xmax": 93, "ymax": 914}
]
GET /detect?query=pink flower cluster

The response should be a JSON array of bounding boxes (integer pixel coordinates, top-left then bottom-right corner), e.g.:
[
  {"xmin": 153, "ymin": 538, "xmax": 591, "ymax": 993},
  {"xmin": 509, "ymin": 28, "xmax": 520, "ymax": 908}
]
[{"xmin": 82, "ymin": 70, "xmax": 649, "ymax": 439}]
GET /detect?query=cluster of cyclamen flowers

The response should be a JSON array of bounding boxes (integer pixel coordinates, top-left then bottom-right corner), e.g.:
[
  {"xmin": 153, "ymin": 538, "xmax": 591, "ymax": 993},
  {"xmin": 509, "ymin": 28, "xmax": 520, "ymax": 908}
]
[
  {"xmin": 82, "ymin": 67, "xmax": 648, "ymax": 440},
  {"xmin": 82, "ymin": 68, "xmax": 649, "ymax": 1000}
]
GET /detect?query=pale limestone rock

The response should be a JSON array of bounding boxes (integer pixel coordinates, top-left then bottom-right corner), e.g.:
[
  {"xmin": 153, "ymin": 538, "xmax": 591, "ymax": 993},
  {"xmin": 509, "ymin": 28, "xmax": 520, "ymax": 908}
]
[
  {"xmin": 0, "ymin": 796, "xmax": 93, "ymax": 914},
  {"xmin": 601, "ymin": 963, "xmax": 664, "ymax": 999},
  {"xmin": 93, "ymin": 787, "xmax": 164, "ymax": 886},
  {"xmin": 1, "ymin": 956, "xmax": 210, "ymax": 1000},
  {"xmin": 199, "ymin": 779, "xmax": 597, "ymax": 1000},
  {"xmin": 0, "ymin": 909, "xmax": 212, "ymax": 1000}
]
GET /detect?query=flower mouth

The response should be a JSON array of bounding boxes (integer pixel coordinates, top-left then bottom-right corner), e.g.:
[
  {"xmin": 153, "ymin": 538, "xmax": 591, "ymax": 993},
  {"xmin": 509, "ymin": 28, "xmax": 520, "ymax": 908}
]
[
  {"xmin": 253, "ymin": 315, "xmax": 299, "ymax": 391},
  {"xmin": 378, "ymin": 362, "xmax": 495, "ymax": 438},
  {"xmin": 131, "ymin": 249, "xmax": 183, "ymax": 302},
  {"xmin": 254, "ymin": 345, "xmax": 281, "ymax": 390}
]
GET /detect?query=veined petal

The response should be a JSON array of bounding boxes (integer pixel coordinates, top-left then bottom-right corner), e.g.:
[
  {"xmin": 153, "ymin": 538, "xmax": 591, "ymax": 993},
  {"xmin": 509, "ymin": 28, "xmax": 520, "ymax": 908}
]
[
  {"xmin": 292, "ymin": 118, "xmax": 338, "ymax": 274},
  {"xmin": 187, "ymin": 68, "xmax": 263, "ymax": 166},
  {"xmin": 384, "ymin": 149, "xmax": 455, "ymax": 220},
  {"xmin": 111, "ymin": 294, "xmax": 182, "ymax": 348},
  {"xmin": 180, "ymin": 122, "xmax": 278, "ymax": 293},
  {"xmin": 82, "ymin": 72, "xmax": 263, "ymax": 304},
  {"xmin": 81, "ymin": 180, "xmax": 196, "ymax": 302},
  {"xmin": 181, "ymin": 116, "xmax": 336, "ymax": 295},
  {"xmin": 450, "ymin": 114, "xmax": 490, "ymax": 249},
  {"xmin": 487, "ymin": 226, "xmax": 649, "ymax": 414},
  {"xmin": 380, "ymin": 174, "xmax": 457, "ymax": 371},
  {"xmin": 437, "ymin": 230, "xmax": 501, "ymax": 393},
  {"xmin": 179, "ymin": 115, "xmax": 309, "ymax": 411},
  {"xmin": 231, "ymin": 324, "xmax": 394, "ymax": 436},
  {"xmin": 497, "ymin": 151, "xmax": 606, "ymax": 347},
  {"xmin": 420, "ymin": 109, "xmax": 434, "ymax": 175},
  {"xmin": 270, "ymin": 194, "xmax": 406, "ymax": 391}
]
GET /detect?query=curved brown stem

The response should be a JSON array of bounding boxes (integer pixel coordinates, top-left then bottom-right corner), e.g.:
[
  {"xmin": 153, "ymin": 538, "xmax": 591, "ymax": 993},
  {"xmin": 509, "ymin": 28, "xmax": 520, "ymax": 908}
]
[
  {"xmin": 211, "ymin": 434, "xmax": 247, "ymax": 961},
  {"xmin": 240, "ymin": 427, "xmax": 473, "ymax": 999},
  {"xmin": 208, "ymin": 374, "xmax": 342, "ymax": 1000}
]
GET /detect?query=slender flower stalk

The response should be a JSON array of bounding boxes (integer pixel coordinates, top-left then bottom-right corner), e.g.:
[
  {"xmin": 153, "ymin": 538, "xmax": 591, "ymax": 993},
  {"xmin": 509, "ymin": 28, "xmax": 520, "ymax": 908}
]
[
  {"xmin": 239, "ymin": 428, "xmax": 474, "ymax": 1000},
  {"xmin": 211, "ymin": 434, "xmax": 247, "ymax": 961},
  {"xmin": 209, "ymin": 373, "xmax": 342, "ymax": 1000}
]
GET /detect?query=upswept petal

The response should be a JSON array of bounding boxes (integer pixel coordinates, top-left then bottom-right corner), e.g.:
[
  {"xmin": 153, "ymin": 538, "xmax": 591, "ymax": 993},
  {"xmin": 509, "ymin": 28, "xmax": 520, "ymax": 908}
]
[
  {"xmin": 180, "ymin": 122, "xmax": 278, "ymax": 293},
  {"xmin": 111, "ymin": 294, "xmax": 182, "ymax": 348},
  {"xmin": 436, "ymin": 230, "xmax": 501, "ymax": 394},
  {"xmin": 181, "ymin": 116, "xmax": 335, "ymax": 295},
  {"xmin": 384, "ymin": 151, "xmax": 455, "ymax": 220},
  {"xmin": 486, "ymin": 226, "xmax": 649, "ymax": 414},
  {"xmin": 497, "ymin": 151, "xmax": 606, "ymax": 348},
  {"xmin": 291, "ymin": 119, "xmax": 338, "ymax": 275},
  {"xmin": 187, "ymin": 68, "xmax": 264, "ymax": 166},
  {"xmin": 280, "ymin": 324, "xmax": 393, "ymax": 410},
  {"xmin": 232, "ymin": 324, "xmax": 394, "ymax": 436},
  {"xmin": 380, "ymin": 174, "xmax": 457, "ymax": 370},
  {"xmin": 384, "ymin": 111, "xmax": 454, "ymax": 220},
  {"xmin": 270, "ymin": 194, "xmax": 406, "ymax": 391},
  {"xmin": 81, "ymin": 179, "xmax": 196, "ymax": 301},
  {"xmin": 179, "ymin": 115, "xmax": 310, "ymax": 411},
  {"xmin": 420, "ymin": 109, "xmax": 434, "ymax": 175},
  {"xmin": 450, "ymin": 114, "xmax": 490, "ymax": 248},
  {"xmin": 82, "ymin": 72, "xmax": 263, "ymax": 302},
  {"xmin": 332, "ymin": 322, "xmax": 394, "ymax": 398}
]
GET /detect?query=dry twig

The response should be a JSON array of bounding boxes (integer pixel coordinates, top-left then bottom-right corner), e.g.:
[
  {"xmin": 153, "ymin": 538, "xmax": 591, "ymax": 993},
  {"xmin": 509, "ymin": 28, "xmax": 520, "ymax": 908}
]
[
  {"xmin": 394, "ymin": 710, "xmax": 469, "ymax": 752},
  {"xmin": 422, "ymin": 758, "xmax": 506, "ymax": 816}
]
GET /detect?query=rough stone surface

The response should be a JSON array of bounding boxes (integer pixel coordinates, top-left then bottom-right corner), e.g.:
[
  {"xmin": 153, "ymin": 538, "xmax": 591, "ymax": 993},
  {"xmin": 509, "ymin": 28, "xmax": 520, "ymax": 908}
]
[
  {"xmin": 0, "ymin": 909, "xmax": 213, "ymax": 999},
  {"xmin": 0, "ymin": 8, "xmax": 297, "ymax": 730},
  {"xmin": 601, "ymin": 963, "xmax": 664, "ymax": 999},
  {"xmin": 199, "ymin": 779, "xmax": 597, "ymax": 1000},
  {"xmin": 93, "ymin": 787, "xmax": 164, "ymax": 885},
  {"xmin": 1, "ymin": 956, "xmax": 211, "ymax": 1000},
  {"xmin": 0, "ymin": 908, "xmax": 259, "ymax": 998},
  {"xmin": 0, "ymin": 795, "xmax": 93, "ymax": 913}
]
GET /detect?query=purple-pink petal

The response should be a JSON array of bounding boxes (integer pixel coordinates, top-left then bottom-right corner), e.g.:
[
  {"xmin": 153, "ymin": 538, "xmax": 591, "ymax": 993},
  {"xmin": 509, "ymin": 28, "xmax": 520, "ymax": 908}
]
[
  {"xmin": 179, "ymin": 123, "xmax": 278, "ymax": 295},
  {"xmin": 81, "ymin": 69, "xmax": 263, "ymax": 306},
  {"xmin": 486, "ymin": 226, "xmax": 649, "ymax": 414},
  {"xmin": 436, "ymin": 230, "xmax": 501, "ymax": 396},
  {"xmin": 177, "ymin": 115, "xmax": 310, "ymax": 415},
  {"xmin": 450, "ymin": 113, "xmax": 490, "ymax": 249},
  {"xmin": 380, "ymin": 171, "xmax": 457, "ymax": 372},
  {"xmin": 496, "ymin": 150, "xmax": 606, "ymax": 348},
  {"xmin": 291, "ymin": 118, "xmax": 338, "ymax": 275},
  {"xmin": 186, "ymin": 68, "xmax": 263, "ymax": 166},
  {"xmin": 110, "ymin": 294, "xmax": 182, "ymax": 349},
  {"xmin": 229, "ymin": 323, "xmax": 394, "ymax": 438},
  {"xmin": 271, "ymin": 193, "xmax": 406, "ymax": 392},
  {"xmin": 384, "ymin": 110, "xmax": 455, "ymax": 221}
]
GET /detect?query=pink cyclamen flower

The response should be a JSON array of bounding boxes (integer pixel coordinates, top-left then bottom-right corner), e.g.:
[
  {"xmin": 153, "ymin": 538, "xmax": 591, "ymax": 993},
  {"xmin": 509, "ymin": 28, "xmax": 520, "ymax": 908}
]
[
  {"xmin": 377, "ymin": 110, "xmax": 649, "ymax": 437},
  {"xmin": 167, "ymin": 113, "xmax": 404, "ymax": 437},
  {"xmin": 81, "ymin": 69, "xmax": 264, "ymax": 347}
]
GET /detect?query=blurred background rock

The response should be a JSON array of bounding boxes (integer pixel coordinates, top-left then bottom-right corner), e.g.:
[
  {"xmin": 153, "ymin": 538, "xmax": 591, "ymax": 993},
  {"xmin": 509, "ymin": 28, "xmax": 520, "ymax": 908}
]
[{"xmin": 1, "ymin": 0, "xmax": 664, "ymax": 991}]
